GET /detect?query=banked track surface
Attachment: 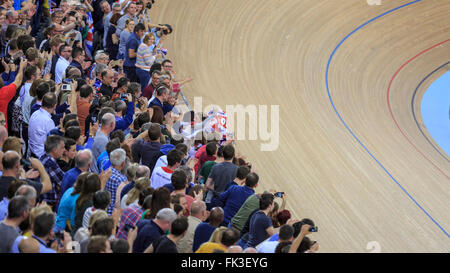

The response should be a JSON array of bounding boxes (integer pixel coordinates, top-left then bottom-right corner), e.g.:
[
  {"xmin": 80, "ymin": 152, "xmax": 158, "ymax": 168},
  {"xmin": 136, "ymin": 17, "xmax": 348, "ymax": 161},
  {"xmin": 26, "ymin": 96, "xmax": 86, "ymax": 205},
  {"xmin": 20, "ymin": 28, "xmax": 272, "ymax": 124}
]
[{"xmin": 150, "ymin": 0, "xmax": 450, "ymax": 252}]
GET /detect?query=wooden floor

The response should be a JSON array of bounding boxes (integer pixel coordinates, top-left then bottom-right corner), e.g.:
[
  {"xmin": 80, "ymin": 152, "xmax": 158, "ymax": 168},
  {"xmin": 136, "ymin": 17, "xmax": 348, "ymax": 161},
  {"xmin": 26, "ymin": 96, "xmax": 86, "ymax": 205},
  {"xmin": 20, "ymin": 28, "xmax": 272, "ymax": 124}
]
[{"xmin": 151, "ymin": 0, "xmax": 450, "ymax": 252}]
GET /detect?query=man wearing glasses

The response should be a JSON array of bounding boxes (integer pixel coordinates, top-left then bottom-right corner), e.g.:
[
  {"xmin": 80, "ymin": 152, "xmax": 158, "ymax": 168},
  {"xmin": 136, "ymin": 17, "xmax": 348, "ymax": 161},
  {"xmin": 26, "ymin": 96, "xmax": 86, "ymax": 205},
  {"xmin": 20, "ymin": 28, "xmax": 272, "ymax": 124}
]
[{"xmin": 55, "ymin": 45, "xmax": 72, "ymax": 84}]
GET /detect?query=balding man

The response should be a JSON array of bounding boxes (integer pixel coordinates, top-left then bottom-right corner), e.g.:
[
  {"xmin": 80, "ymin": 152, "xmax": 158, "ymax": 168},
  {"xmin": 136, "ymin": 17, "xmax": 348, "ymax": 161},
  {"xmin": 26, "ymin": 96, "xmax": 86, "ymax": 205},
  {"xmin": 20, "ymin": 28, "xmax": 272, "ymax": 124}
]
[
  {"xmin": 91, "ymin": 113, "xmax": 116, "ymax": 173},
  {"xmin": 192, "ymin": 207, "xmax": 224, "ymax": 252},
  {"xmin": 243, "ymin": 247, "xmax": 257, "ymax": 253},
  {"xmin": 227, "ymin": 245, "xmax": 243, "ymax": 253},
  {"xmin": 0, "ymin": 151, "xmax": 51, "ymax": 200},
  {"xmin": 177, "ymin": 201, "xmax": 208, "ymax": 253},
  {"xmin": 1, "ymin": 10, "xmax": 18, "ymax": 57},
  {"xmin": 18, "ymin": 237, "xmax": 40, "ymax": 253},
  {"xmin": 60, "ymin": 149, "xmax": 93, "ymax": 197},
  {"xmin": 15, "ymin": 185, "xmax": 37, "ymax": 207}
]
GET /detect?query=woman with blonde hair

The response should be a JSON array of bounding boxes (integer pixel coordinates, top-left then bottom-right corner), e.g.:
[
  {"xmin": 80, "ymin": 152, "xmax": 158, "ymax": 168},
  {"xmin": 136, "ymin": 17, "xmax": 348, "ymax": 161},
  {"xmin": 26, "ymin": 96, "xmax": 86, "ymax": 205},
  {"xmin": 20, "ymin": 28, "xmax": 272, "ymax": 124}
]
[
  {"xmin": 135, "ymin": 33, "xmax": 160, "ymax": 90},
  {"xmin": 73, "ymin": 209, "xmax": 108, "ymax": 244},
  {"xmin": 115, "ymin": 163, "xmax": 139, "ymax": 209},
  {"xmin": 121, "ymin": 176, "xmax": 150, "ymax": 209},
  {"xmin": 209, "ymin": 226, "xmax": 228, "ymax": 244},
  {"xmin": 22, "ymin": 204, "xmax": 53, "ymax": 237}
]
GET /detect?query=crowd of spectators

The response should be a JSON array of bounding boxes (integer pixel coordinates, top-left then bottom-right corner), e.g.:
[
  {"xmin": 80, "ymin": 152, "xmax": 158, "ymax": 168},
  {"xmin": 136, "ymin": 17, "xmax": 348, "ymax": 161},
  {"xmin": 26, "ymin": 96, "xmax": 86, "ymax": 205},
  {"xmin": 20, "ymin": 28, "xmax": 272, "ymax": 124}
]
[{"xmin": 0, "ymin": 0, "xmax": 319, "ymax": 253}]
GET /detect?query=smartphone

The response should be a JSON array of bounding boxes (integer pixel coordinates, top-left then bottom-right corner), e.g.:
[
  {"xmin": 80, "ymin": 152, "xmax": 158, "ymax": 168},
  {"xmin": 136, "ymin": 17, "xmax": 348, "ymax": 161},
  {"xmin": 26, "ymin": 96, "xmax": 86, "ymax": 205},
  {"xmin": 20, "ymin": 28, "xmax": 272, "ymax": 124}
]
[
  {"xmin": 54, "ymin": 231, "xmax": 65, "ymax": 247},
  {"xmin": 124, "ymin": 224, "xmax": 134, "ymax": 232},
  {"xmin": 91, "ymin": 116, "xmax": 97, "ymax": 125},
  {"xmin": 274, "ymin": 192, "xmax": 284, "ymax": 198},
  {"xmin": 61, "ymin": 84, "xmax": 71, "ymax": 91}
]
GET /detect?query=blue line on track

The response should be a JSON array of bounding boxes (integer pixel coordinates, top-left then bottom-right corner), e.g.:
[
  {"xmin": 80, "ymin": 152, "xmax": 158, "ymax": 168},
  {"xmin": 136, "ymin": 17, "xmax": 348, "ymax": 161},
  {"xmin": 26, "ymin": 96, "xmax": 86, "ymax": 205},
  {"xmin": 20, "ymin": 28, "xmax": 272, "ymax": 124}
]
[{"xmin": 325, "ymin": 0, "xmax": 449, "ymax": 238}]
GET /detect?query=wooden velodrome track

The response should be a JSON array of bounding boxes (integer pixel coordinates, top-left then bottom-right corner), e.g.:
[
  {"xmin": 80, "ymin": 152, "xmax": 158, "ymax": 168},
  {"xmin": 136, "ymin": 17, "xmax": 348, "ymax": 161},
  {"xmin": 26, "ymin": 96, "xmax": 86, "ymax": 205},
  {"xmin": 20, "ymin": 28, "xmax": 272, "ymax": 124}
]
[{"xmin": 150, "ymin": 0, "xmax": 449, "ymax": 252}]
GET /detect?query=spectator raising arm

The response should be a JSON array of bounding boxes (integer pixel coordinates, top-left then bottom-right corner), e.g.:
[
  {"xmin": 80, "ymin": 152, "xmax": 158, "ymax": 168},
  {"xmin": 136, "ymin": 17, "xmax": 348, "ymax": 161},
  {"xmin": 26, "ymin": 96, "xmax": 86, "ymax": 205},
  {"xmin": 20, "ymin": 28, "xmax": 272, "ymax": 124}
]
[
  {"xmin": 288, "ymin": 224, "xmax": 312, "ymax": 253},
  {"xmin": 13, "ymin": 58, "xmax": 28, "ymax": 87},
  {"xmin": 29, "ymin": 157, "xmax": 52, "ymax": 195},
  {"xmin": 68, "ymin": 81, "xmax": 78, "ymax": 114}
]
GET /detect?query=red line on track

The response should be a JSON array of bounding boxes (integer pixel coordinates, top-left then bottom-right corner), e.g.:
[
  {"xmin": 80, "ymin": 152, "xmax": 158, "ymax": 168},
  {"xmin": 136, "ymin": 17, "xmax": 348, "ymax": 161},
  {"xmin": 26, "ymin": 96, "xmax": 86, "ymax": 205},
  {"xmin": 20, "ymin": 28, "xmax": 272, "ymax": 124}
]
[{"xmin": 387, "ymin": 38, "xmax": 450, "ymax": 180}]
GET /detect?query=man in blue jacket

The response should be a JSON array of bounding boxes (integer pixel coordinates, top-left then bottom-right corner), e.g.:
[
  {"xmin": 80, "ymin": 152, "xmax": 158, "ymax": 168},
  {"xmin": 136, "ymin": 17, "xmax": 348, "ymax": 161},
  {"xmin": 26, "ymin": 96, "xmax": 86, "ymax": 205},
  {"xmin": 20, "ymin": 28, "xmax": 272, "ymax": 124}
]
[{"xmin": 114, "ymin": 94, "xmax": 134, "ymax": 135}]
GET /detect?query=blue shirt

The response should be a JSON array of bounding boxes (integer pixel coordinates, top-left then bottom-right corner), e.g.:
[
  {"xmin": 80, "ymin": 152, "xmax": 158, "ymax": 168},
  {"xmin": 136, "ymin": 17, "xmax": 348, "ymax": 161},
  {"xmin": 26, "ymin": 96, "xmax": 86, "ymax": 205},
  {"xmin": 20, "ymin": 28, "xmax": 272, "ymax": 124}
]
[
  {"xmin": 192, "ymin": 222, "xmax": 216, "ymax": 252},
  {"xmin": 13, "ymin": 0, "xmax": 27, "ymax": 10},
  {"xmin": 97, "ymin": 151, "xmax": 111, "ymax": 172},
  {"xmin": 76, "ymin": 137, "xmax": 94, "ymax": 151},
  {"xmin": 247, "ymin": 211, "xmax": 273, "ymax": 248},
  {"xmin": 114, "ymin": 101, "xmax": 134, "ymax": 132},
  {"xmin": 55, "ymin": 187, "xmax": 79, "ymax": 230},
  {"xmin": 149, "ymin": 97, "xmax": 174, "ymax": 116},
  {"xmin": 29, "ymin": 108, "xmax": 56, "ymax": 158},
  {"xmin": 0, "ymin": 197, "xmax": 9, "ymax": 221},
  {"xmin": 219, "ymin": 185, "xmax": 255, "ymax": 225},
  {"xmin": 120, "ymin": 180, "xmax": 135, "ymax": 200},
  {"xmin": 124, "ymin": 33, "xmax": 140, "ymax": 67},
  {"xmin": 33, "ymin": 236, "xmax": 57, "ymax": 253},
  {"xmin": 133, "ymin": 219, "xmax": 164, "ymax": 253},
  {"xmin": 60, "ymin": 167, "xmax": 82, "ymax": 197}
]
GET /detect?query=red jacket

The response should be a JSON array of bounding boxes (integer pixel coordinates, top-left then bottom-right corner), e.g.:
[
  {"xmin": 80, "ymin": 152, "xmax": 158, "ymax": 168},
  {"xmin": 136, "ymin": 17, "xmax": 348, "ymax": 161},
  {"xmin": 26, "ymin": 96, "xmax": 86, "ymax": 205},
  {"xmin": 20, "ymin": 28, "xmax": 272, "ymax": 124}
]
[{"xmin": 0, "ymin": 83, "xmax": 17, "ymax": 130}]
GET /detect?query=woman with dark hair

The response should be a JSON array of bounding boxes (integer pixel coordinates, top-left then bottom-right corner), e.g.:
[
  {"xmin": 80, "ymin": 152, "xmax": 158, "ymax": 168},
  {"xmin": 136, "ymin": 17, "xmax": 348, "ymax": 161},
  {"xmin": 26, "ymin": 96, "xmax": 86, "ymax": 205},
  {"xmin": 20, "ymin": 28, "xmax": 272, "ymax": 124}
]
[
  {"xmin": 105, "ymin": 13, "xmax": 122, "ymax": 59},
  {"xmin": 150, "ymin": 106, "xmax": 173, "ymax": 141},
  {"xmin": 73, "ymin": 173, "xmax": 101, "ymax": 235},
  {"xmin": 150, "ymin": 105, "xmax": 164, "ymax": 125},
  {"xmin": 55, "ymin": 172, "xmax": 89, "ymax": 232},
  {"xmin": 145, "ymin": 187, "xmax": 171, "ymax": 219}
]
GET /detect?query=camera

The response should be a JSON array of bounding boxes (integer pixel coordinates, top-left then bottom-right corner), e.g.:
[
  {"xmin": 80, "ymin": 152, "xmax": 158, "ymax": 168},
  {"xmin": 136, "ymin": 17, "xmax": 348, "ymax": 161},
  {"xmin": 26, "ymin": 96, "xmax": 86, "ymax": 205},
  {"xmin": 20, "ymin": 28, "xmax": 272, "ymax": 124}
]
[
  {"xmin": 309, "ymin": 226, "xmax": 318, "ymax": 232},
  {"xmin": 3, "ymin": 56, "xmax": 12, "ymax": 64},
  {"xmin": 61, "ymin": 84, "xmax": 71, "ymax": 92}
]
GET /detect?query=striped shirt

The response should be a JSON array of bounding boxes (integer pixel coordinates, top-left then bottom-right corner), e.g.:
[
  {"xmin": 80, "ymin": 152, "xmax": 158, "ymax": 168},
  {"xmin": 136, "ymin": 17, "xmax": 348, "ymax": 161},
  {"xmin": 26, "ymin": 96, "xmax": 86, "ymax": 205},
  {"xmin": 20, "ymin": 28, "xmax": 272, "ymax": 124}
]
[
  {"xmin": 105, "ymin": 167, "xmax": 127, "ymax": 215},
  {"xmin": 40, "ymin": 153, "xmax": 65, "ymax": 207},
  {"xmin": 135, "ymin": 43, "xmax": 156, "ymax": 71},
  {"xmin": 116, "ymin": 204, "xmax": 143, "ymax": 240}
]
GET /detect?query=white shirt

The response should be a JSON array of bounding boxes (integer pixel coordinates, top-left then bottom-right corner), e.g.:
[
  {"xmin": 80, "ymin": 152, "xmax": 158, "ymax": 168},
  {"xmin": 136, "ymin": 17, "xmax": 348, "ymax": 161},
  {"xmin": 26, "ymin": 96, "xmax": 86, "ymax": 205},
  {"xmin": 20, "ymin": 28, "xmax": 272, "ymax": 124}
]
[
  {"xmin": 28, "ymin": 108, "xmax": 56, "ymax": 158},
  {"xmin": 55, "ymin": 56, "xmax": 70, "ymax": 84},
  {"xmin": 150, "ymin": 166, "xmax": 173, "ymax": 189},
  {"xmin": 153, "ymin": 155, "xmax": 168, "ymax": 171},
  {"xmin": 256, "ymin": 240, "xmax": 279, "ymax": 253}
]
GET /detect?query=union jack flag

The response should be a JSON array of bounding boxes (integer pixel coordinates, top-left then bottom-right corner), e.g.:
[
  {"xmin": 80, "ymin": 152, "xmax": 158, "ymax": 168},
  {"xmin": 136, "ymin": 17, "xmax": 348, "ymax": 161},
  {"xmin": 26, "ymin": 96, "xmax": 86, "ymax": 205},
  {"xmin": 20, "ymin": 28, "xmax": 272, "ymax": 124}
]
[
  {"xmin": 49, "ymin": 0, "xmax": 57, "ymax": 13},
  {"xmin": 84, "ymin": 12, "xmax": 94, "ymax": 60}
]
